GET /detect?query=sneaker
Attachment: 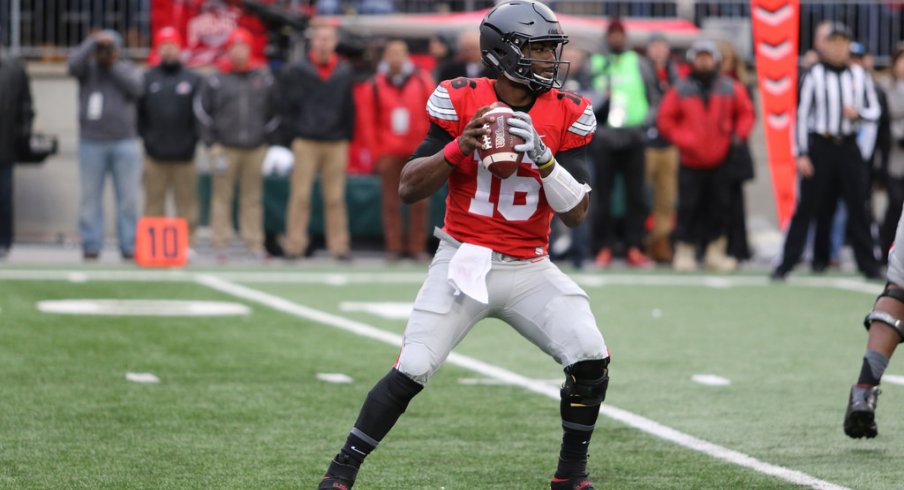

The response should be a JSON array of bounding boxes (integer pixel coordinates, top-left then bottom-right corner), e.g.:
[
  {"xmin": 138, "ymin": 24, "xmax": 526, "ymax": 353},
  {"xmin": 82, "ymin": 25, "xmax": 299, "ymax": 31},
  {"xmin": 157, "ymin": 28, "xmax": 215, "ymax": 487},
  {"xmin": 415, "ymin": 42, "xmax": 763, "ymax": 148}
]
[
  {"xmin": 594, "ymin": 248, "xmax": 612, "ymax": 268},
  {"xmin": 769, "ymin": 267, "xmax": 788, "ymax": 282},
  {"xmin": 83, "ymin": 251, "xmax": 100, "ymax": 262},
  {"xmin": 672, "ymin": 242, "xmax": 696, "ymax": 272},
  {"xmin": 318, "ymin": 476, "xmax": 353, "ymax": 490},
  {"xmin": 318, "ymin": 457, "xmax": 358, "ymax": 490},
  {"xmin": 626, "ymin": 247, "xmax": 652, "ymax": 268},
  {"xmin": 550, "ymin": 474, "xmax": 596, "ymax": 490},
  {"xmin": 844, "ymin": 384, "xmax": 880, "ymax": 439}
]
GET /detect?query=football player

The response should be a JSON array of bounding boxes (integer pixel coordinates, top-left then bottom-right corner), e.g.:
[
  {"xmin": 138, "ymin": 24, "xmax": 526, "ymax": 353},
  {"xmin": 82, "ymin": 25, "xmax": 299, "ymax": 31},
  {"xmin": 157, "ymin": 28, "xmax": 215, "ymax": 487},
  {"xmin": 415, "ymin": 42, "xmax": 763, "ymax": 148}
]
[
  {"xmin": 318, "ymin": 2, "xmax": 610, "ymax": 488},
  {"xmin": 844, "ymin": 211, "xmax": 904, "ymax": 438}
]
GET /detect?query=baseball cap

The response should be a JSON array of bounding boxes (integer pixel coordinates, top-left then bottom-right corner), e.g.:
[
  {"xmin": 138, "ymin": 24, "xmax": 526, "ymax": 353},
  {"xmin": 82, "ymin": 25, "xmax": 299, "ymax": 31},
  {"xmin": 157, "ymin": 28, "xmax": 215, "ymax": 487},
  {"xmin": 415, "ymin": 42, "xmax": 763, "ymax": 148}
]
[
  {"xmin": 688, "ymin": 39, "xmax": 722, "ymax": 62},
  {"xmin": 607, "ymin": 18, "xmax": 626, "ymax": 35},
  {"xmin": 827, "ymin": 22, "xmax": 851, "ymax": 40},
  {"xmin": 227, "ymin": 27, "xmax": 254, "ymax": 48},
  {"xmin": 154, "ymin": 26, "xmax": 183, "ymax": 48},
  {"xmin": 98, "ymin": 29, "xmax": 123, "ymax": 49},
  {"xmin": 648, "ymin": 33, "xmax": 668, "ymax": 44}
]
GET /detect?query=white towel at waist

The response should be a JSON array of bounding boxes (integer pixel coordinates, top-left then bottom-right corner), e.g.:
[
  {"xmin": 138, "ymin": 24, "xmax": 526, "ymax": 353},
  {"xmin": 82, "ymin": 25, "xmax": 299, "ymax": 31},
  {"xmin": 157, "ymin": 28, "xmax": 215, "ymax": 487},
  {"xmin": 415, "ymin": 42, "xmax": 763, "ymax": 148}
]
[{"xmin": 447, "ymin": 242, "xmax": 493, "ymax": 304}]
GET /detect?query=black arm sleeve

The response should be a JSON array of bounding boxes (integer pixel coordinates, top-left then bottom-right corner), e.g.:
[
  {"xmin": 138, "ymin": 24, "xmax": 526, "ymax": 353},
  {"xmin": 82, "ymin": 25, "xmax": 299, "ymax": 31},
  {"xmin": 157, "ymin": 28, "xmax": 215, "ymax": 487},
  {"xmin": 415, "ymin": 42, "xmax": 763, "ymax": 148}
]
[
  {"xmin": 409, "ymin": 122, "xmax": 455, "ymax": 161},
  {"xmin": 555, "ymin": 144, "xmax": 591, "ymax": 184}
]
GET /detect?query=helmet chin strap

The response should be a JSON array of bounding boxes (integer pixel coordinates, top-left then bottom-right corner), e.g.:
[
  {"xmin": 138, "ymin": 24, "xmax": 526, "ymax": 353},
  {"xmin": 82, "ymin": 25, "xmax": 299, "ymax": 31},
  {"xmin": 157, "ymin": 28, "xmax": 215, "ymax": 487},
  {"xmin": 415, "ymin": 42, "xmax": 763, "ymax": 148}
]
[{"xmin": 504, "ymin": 71, "xmax": 533, "ymax": 88}]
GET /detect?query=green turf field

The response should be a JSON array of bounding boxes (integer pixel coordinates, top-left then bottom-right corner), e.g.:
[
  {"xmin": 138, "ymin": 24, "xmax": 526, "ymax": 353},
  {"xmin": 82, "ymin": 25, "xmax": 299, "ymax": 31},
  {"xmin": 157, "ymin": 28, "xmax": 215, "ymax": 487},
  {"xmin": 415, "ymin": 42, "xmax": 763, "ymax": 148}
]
[{"xmin": 0, "ymin": 266, "xmax": 898, "ymax": 489}]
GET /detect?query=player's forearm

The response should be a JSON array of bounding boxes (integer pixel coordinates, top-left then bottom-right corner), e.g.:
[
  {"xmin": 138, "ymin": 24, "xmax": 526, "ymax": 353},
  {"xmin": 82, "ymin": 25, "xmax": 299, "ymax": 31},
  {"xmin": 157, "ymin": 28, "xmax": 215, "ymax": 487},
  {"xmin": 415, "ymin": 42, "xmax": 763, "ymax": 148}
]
[
  {"xmin": 399, "ymin": 152, "xmax": 454, "ymax": 204},
  {"xmin": 559, "ymin": 194, "xmax": 589, "ymax": 228}
]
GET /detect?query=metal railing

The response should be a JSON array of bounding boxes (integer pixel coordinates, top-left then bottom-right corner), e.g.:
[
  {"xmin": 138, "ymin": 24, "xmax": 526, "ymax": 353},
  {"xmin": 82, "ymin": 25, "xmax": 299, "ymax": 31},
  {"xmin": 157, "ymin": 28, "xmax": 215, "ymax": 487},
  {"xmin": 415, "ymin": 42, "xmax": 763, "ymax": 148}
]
[
  {"xmin": 3, "ymin": 1, "xmax": 904, "ymax": 66},
  {"xmin": 1, "ymin": 0, "xmax": 151, "ymax": 60}
]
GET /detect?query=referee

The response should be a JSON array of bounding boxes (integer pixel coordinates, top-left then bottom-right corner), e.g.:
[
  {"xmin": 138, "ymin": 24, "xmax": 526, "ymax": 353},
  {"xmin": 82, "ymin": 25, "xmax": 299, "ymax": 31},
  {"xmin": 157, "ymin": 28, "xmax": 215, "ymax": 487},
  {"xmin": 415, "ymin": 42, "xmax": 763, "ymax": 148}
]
[{"xmin": 773, "ymin": 23, "xmax": 882, "ymax": 280}]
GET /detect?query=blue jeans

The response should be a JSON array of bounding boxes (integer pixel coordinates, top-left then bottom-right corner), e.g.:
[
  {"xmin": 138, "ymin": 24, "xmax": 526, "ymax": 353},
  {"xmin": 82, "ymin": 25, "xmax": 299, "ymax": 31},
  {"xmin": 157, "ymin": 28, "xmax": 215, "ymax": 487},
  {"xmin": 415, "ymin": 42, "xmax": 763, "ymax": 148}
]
[{"xmin": 78, "ymin": 138, "xmax": 141, "ymax": 255}]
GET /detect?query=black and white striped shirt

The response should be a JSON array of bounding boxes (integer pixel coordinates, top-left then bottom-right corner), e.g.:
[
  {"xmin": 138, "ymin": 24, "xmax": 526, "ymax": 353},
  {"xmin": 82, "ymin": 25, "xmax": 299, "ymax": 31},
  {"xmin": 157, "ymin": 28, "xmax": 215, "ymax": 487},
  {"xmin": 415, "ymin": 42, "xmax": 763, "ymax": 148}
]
[{"xmin": 796, "ymin": 62, "xmax": 880, "ymax": 156}]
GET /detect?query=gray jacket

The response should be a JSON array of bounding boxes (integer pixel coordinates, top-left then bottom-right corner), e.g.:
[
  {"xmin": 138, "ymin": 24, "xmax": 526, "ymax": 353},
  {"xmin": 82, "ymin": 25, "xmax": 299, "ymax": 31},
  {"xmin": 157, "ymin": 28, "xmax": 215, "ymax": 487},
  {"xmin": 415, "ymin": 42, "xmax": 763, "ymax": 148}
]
[
  {"xmin": 68, "ymin": 37, "xmax": 143, "ymax": 141},
  {"xmin": 194, "ymin": 68, "xmax": 280, "ymax": 149}
]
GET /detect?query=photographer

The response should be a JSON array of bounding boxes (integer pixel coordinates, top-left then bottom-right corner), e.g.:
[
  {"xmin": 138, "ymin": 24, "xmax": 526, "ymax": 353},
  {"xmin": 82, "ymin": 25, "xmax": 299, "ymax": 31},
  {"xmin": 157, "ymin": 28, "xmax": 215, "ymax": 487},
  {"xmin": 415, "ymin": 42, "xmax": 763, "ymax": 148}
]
[
  {"xmin": 0, "ymin": 48, "xmax": 34, "ymax": 259},
  {"xmin": 68, "ymin": 30, "xmax": 143, "ymax": 261}
]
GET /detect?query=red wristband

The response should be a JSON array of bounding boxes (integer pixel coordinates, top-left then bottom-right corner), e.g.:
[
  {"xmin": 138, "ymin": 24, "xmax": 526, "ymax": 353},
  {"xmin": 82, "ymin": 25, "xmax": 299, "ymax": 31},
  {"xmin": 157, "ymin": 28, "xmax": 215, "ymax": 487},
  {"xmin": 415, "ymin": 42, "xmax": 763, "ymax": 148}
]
[{"xmin": 443, "ymin": 137, "xmax": 469, "ymax": 169}]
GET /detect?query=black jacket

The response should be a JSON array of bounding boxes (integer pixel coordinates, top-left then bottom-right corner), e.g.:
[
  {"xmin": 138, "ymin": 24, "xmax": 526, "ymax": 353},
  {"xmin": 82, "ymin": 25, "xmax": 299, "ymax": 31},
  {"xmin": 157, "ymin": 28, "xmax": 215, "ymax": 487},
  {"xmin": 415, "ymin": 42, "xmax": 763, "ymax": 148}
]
[
  {"xmin": 278, "ymin": 57, "xmax": 355, "ymax": 143},
  {"xmin": 0, "ymin": 55, "xmax": 34, "ymax": 165},
  {"xmin": 138, "ymin": 62, "xmax": 201, "ymax": 162}
]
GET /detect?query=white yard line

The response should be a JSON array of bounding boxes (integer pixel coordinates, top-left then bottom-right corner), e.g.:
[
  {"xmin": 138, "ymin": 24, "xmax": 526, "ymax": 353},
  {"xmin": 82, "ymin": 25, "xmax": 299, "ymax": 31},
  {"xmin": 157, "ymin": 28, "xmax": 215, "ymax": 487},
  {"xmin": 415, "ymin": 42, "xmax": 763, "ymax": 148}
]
[
  {"xmin": 692, "ymin": 374, "xmax": 732, "ymax": 386},
  {"xmin": 0, "ymin": 269, "xmax": 884, "ymax": 295},
  {"xmin": 881, "ymin": 374, "xmax": 904, "ymax": 386},
  {"xmin": 194, "ymin": 273, "xmax": 850, "ymax": 490}
]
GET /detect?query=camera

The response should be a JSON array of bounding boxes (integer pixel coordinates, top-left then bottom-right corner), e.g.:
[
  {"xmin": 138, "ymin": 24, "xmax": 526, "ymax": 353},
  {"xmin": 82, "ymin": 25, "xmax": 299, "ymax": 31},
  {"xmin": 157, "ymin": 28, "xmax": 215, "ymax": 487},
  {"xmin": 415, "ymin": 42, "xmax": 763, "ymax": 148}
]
[{"xmin": 95, "ymin": 42, "xmax": 114, "ymax": 56}]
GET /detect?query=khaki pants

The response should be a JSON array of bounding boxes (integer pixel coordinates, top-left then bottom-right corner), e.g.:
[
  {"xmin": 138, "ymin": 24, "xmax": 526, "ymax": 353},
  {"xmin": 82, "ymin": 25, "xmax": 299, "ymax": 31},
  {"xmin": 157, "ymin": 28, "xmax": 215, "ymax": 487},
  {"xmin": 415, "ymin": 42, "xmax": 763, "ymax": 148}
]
[
  {"xmin": 645, "ymin": 146, "xmax": 679, "ymax": 241},
  {"xmin": 211, "ymin": 145, "xmax": 266, "ymax": 252},
  {"xmin": 284, "ymin": 139, "xmax": 350, "ymax": 257},
  {"xmin": 378, "ymin": 156, "xmax": 428, "ymax": 256},
  {"xmin": 143, "ymin": 157, "xmax": 198, "ymax": 244}
]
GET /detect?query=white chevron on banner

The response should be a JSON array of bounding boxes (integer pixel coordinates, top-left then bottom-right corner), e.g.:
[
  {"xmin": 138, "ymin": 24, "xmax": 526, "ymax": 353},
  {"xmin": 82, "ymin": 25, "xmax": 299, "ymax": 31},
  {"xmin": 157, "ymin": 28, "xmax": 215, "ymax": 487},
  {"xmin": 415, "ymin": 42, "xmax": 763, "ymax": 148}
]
[
  {"xmin": 767, "ymin": 112, "xmax": 790, "ymax": 130},
  {"xmin": 758, "ymin": 40, "xmax": 793, "ymax": 61},
  {"xmin": 753, "ymin": 4, "xmax": 793, "ymax": 27},
  {"xmin": 763, "ymin": 76, "xmax": 792, "ymax": 96}
]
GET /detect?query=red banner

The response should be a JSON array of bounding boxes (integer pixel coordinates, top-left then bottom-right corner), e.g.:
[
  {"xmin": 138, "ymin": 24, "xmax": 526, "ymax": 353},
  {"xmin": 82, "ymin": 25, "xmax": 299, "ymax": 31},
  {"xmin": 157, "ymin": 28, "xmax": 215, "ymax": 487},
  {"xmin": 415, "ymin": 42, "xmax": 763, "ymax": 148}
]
[
  {"xmin": 751, "ymin": 0, "xmax": 799, "ymax": 230},
  {"xmin": 150, "ymin": 0, "xmax": 268, "ymax": 68}
]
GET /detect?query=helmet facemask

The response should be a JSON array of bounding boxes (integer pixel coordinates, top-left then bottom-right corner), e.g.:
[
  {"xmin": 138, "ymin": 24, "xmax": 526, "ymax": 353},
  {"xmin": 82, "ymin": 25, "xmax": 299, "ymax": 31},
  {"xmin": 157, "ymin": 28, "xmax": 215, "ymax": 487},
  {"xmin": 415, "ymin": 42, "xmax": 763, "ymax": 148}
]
[{"xmin": 484, "ymin": 28, "xmax": 570, "ymax": 94}]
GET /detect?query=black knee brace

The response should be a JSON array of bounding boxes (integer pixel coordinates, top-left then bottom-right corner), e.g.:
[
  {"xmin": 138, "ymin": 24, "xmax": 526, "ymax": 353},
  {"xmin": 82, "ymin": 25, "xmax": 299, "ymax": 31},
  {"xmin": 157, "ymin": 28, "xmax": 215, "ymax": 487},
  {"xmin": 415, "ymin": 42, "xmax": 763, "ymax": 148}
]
[
  {"xmin": 562, "ymin": 358, "xmax": 610, "ymax": 408},
  {"xmin": 864, "ymin": 285, "xmax": 904, "ymax": 342}
]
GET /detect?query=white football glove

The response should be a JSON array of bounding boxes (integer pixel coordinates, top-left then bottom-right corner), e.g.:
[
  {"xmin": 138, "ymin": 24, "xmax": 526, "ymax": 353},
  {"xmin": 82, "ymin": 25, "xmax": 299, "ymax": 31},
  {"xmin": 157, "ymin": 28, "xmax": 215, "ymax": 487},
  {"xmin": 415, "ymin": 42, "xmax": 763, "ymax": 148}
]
[{"xmin": 506, "ymin": 111, "xmax": 552, "ymax": 165}]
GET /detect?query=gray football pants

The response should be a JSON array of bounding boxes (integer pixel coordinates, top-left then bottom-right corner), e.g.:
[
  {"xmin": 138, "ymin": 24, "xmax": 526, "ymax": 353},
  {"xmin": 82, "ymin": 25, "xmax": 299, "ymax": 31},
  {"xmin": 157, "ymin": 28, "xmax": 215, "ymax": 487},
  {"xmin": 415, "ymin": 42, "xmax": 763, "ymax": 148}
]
[
  {"xmin": 396, "ymin": 237, "xmax": 609, "ymax": 385},
  {"xmin": 888, "ymin": 210, "xmax": 904, "ymax": 286}
]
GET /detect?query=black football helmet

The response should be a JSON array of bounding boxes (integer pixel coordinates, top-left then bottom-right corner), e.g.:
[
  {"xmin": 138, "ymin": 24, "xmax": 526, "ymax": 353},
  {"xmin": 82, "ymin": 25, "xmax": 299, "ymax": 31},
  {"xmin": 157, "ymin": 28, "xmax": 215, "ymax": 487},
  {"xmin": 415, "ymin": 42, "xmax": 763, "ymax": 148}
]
[{"xmin": 479, "ymin": 0, "xmax": 569, "ymax": 93}]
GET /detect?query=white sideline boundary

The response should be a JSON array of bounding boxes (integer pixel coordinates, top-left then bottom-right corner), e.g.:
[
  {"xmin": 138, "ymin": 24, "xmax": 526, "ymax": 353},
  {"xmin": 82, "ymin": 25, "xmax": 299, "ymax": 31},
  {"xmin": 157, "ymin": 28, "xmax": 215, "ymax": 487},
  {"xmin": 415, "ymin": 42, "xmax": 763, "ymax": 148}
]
[
  {"xmin": 194, "ymin": 273, "xmax": 850, "ymax": 490},
  {"xmin": 0, "ymin": 269, "xmax": 885, "ymax": 296}
]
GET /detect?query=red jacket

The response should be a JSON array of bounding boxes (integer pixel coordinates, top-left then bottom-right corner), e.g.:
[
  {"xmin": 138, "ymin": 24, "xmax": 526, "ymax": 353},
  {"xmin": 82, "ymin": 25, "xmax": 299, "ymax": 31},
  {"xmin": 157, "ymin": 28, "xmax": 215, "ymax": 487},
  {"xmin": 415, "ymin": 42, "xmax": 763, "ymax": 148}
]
[
  {"xmin": 657, "ymin": 75, "xmax": 755, "ymax": 168},
  {"xmin": 362, "ymin": 68, "xmax": 434, "ymax": 160}
]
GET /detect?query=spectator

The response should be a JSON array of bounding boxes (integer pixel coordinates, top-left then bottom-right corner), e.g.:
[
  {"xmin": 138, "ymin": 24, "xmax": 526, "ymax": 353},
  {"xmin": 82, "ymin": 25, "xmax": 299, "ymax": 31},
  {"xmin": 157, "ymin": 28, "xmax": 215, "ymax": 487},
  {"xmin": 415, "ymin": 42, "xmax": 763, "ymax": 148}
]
[
  {"xmin": 877, "ymin": 48, "xmax": 904, "ymax": 260},
  {"xmin": 551, "ymin": 46, "xmax": 594, "ymax": 269},
  {"xmin": 0, "ymin": 48, "xmax": 34, "ymax": 259},
  {"xmin": 279, "ymin": 22, "xmax": 355, "ymax": 261},
  {"xmin": 590, "ymin": 19, "xmax": 658, "ymax": 267},
  {"xmin": 365, "ymin": 39, "xmax": 434, "ymax": 262},
  {"xmin": 138, "ymin": 27, "xmax": 201, "ymax": 245},
  {"xmin": 561, "ymin": 46, "xmax": 593, "ymax": 94},
  {"xmin": 772, "ymin": 24, "xmax": 881, "ymax": 280},
  {"xmin": 68, "ymin": 30, "xmax": 143, "ymax": 261},
  {"xmin": 428, "ymin": 35, "xmax": 452, "ymax": 82},
  {"xmin": 658, "ymin": 40, "xmax": 755, "ymax": 272},
  {"xmin": 717, "ymin": 39, "xmax": 756, "ymax": 263},
  {"xmin": 195, "ymin": 27, "xmax": 280, "ymax": 262},
  {"xmin": 437, "ymin": 31, "xmax": 491, "ymax": 82},
  {"xmin": 643, "ymin": 33, "xmax": 683, "ymax": 264}
]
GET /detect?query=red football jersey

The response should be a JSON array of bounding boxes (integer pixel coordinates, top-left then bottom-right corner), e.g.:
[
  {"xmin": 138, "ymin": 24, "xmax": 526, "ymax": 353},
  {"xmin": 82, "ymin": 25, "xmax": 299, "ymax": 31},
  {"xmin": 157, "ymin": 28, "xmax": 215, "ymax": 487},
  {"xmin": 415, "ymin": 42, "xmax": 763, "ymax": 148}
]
[{"xmin": 426, "ymin": 77, "xmax": 596, "ymax": 259}]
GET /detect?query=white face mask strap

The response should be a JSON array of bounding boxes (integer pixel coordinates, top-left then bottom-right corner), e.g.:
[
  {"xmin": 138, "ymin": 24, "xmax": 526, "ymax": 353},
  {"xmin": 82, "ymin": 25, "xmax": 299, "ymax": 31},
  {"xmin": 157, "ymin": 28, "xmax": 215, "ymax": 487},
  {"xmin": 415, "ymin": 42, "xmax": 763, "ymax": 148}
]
[{"xmin": 541, "ymin": 162, "xmax": 591, "ymax": 213}]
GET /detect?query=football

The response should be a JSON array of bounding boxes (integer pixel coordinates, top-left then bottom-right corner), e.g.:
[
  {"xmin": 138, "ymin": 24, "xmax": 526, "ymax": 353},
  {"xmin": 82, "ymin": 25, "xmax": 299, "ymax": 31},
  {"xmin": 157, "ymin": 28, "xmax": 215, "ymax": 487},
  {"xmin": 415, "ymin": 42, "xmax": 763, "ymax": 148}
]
[{"xmin": 477, "ymin": 102, "xmax": 525, "ymax": 179}]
